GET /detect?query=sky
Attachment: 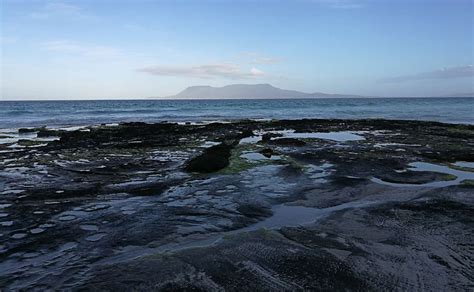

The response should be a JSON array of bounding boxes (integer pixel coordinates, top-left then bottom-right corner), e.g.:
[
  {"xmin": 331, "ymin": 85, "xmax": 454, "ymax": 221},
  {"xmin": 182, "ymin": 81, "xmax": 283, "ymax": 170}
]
[{"xmin": 1, "ymin": 0, "xmax": 473, "ymax": 100}]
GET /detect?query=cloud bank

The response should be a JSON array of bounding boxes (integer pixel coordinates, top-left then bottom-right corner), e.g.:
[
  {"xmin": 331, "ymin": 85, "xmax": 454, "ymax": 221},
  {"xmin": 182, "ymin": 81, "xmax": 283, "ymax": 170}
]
[
  {"xmin": 380, "ymin": 65, "xmax": 474, "ymax": 83},
  {"xmin": 138, "ymin": 64, "xmax": 265, "ymax": 79}
]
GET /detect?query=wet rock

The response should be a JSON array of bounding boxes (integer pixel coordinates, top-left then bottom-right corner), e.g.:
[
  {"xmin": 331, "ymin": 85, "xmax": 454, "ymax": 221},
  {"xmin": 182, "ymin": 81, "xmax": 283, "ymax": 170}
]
[
  {"xmin": 2, "ymin": 118, "xmax": 474, "ymax": 290},
  {"xmin": 376, "ymin": 170, "xmax": 455, "ymax": 184},
  {"xmin": 237, "ymin": 203, "xmax": 272, "ymax": 219},
  {"xmin": 37, "ymin": 128, "xmax": 62, "ymax": 137},
  {"xmin": 240, "ymin": 129, "xmax": 254, "ymax": 139},
  {"xmin": 18, "ymin": 128, "xmax": 37, "ymax": 134},
  {"xmin": 268, "ymin": 138, "xmax": 306, "ymax": 146},
  {"xmin": 397, "ymin": 199, "xmax": 473, "ymax": 216},
  {"xmin": 261, "ymin": 132, "xmax": 282, "ymax": 142},
  {"xmin": 185, "ymin": 143, "xmax": 234, "ymax": 173},
  {"xmin": 85, "ymin": 233, "xmax": 107, "ymax": 242},
  {"xmin": 259, "ymin": 148, "xmax": 274, "ymax": 158}
]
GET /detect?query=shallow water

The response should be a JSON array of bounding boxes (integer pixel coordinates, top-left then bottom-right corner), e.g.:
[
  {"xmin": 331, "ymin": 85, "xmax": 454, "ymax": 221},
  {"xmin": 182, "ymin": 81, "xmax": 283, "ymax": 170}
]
[
  {"xmin": 240, "ymin": 152, "xmax": 281, "ymax": 161},
  {"xmin": 453, "ymin": 161, "xmax": 474, "ymax": 169},
  {"xmin": 371, "ymin": 162, "xmax": 474, "ymax": 187},
  {"xmin": 281, "ymin": 131, "xmax": 365, "ymax": 142}
]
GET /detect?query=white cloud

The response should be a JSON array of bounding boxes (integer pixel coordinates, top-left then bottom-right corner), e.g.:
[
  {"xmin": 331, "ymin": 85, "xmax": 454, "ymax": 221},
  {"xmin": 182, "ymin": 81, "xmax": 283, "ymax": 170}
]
[
  {"xmin": 30, "ymin": 2, "xmax": 87, "ymax": 19},
  {"xmin": 380, "ymin": 65, "xmax": 474, "ymax": 83},
  {"xmin": 138, "ymin": 63, "xmax": 266, "ymax": 79},
  {"xmin": 250, "ymin": 67, "xmax": 265, "ymax": 76},
  {"xmin": 41, "ymin": 40, "xmax": 123, "ymax": 58}
]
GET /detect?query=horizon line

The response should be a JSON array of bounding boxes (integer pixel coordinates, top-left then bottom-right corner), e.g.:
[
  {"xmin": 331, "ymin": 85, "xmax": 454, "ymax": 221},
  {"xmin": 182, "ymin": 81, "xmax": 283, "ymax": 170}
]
[{"xmin": 1, "ymin": 96, "xmax": 473, "ymax": 101}]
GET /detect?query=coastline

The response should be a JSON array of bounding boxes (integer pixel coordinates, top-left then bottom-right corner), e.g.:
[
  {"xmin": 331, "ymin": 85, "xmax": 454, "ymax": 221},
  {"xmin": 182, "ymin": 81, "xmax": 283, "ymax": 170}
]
[{"xmin": 1, "ymin": 118, "xmax": 473, "ymax": 290}]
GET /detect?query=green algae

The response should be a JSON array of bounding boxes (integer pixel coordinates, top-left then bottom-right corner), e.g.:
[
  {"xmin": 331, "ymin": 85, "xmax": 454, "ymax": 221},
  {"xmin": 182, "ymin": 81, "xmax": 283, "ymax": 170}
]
[
  {"xmin": 440, "ymin": 174, "xmax": 457, "ymax": 181},
  {"xmin": 460, "ymin": 179, "xmax": 474, "ymax": 187}
]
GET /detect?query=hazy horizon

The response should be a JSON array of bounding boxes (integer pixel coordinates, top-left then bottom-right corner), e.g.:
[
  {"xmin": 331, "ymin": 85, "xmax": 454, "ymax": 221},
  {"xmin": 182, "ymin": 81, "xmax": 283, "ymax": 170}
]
[{"xmin": 1, "ymin": 0, "xmax": 473, "ymax": 100}]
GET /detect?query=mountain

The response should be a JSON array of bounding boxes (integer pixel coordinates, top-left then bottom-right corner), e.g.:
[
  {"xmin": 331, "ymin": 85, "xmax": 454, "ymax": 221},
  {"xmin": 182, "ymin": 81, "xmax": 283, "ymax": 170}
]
[
  {"xmin": 160, "ymin": 84, "xmax": 367, "ymax": 99},
  {"xmin": 441, "ymin": 92, "xmax": 474, "ymax": 98}
]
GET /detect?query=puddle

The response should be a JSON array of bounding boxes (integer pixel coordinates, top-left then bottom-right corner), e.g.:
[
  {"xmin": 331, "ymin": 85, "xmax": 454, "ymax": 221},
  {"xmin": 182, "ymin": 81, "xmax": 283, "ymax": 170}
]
[
  {"xmin": 11, "ymin": 233, "xmax": 27, "ymax": 239},
  {"xmin": 85, "ymin": 233, "xmax": 107, "ymax": 242},
  {"xmin": 241, "ymin": 200, "xmax": 374, "ymax": 231},
  {"xmin": 80, "ymin": 224, "xmax": 99, "ymax": 231},
  {"xmin": 305, "ymin": 163, "xmax": 333, "ymax": 182},
  {"xmin": 453, "ymin": 161, "xmax": 474, "ymax": 169},
  {"xmin": 275, "ymin": 130, "xmax": 365, "ymax": 142},
  {"xmin": 372, "ymin": 162, "xmax": 474, "ymax": 188},
  {"xmin": 374, "ymin": 143, "xmax": 421, "ymax": 147},
  {"xmin": 238, "ymin": 130, "xmax": 365, "ymax": 145},
  {"xmin": 59, "ymin": 215, "xmax": 76, "ymax": 221},
  {"xmin": 240, "ymin": 152, "xmax": 281, "ymax": 161},
  {"xmin": 1, "ymin": 221, "xmax": 13, "ymax": 227},
  {"xmin": 146, "ymin": 200, "xmax": 376, "ymax": 254},
  {"xmin": 30, "ymin": 228, "xmax": 45, "ymax": 234},
  {"xmin": 239, "ymin": 135, "xmax": 262, "ymax": 144},
  {"xmin": 200, "ymin": 141, "xmax": 221, "ymax": 148}
]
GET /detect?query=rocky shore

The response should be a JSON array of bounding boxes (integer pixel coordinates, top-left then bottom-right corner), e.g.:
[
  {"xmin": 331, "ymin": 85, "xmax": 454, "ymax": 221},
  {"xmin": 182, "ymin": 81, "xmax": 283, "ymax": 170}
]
[{"xmin": 0, "ymin": 119, "xmax": 473, "ymax": 290}]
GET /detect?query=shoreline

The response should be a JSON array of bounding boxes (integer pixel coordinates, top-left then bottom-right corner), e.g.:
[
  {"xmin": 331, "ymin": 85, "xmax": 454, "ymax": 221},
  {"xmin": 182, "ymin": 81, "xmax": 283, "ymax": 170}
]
[
  {"xmin": 1, "ymin": 116, "xmax": 474, "ymax": 134},
  {"xmin": 1, "ymin": 118, "xmax": 473, "ymax": 290}
]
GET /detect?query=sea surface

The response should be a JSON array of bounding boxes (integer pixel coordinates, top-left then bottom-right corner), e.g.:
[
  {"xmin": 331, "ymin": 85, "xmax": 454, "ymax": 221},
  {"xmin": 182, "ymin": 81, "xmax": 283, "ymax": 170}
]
[{"xmin": 0, "ymin": 97, "xmax": 473, "ymax": 128}]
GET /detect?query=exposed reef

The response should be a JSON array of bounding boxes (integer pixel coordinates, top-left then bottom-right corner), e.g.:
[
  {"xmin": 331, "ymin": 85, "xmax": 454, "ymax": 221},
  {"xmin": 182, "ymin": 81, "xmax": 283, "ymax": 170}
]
[{"xmin": 0, "ymin": 119, "xmax": 473, "ymax": 290}]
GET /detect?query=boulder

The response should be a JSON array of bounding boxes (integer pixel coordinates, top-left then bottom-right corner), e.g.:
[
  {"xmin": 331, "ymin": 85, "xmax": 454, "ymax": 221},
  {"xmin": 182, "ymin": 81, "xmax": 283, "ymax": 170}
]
[{"xmin": 185, "ymin": 143, "xmax": 233, "ymax": 173}]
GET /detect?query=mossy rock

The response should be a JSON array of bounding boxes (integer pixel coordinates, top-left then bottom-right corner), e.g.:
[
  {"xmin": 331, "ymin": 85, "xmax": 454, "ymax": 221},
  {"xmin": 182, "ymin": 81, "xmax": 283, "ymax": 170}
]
[{"xmin": 460, "ymin": 179, "xmax": 474, "ymax": 187}]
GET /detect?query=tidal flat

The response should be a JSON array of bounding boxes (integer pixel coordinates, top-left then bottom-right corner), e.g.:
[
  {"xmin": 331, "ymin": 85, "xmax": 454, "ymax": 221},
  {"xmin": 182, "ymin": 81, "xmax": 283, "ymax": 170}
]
[{"xmin": 0, "ymin": 119, "xmax": 473, "ymax": 290}]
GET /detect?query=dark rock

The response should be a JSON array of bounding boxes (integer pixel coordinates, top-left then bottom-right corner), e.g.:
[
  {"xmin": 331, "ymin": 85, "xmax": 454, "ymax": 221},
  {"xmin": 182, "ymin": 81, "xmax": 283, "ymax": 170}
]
[
  {"xmin": 237, "ymin": 203, "xmax": 272, "ymax": 218},
  {"xmin": 18, "ymin": 128, "xmax": 37, "ymax": 134},
  {"xmin": 259, "ymin": 148, "xmax": 274, "ymax": 158},
  {"xmin": 268, "ymin": 138, "xmax": 306, "ymax": 146},
  {"xmin": 37, "ymin": 128, "xmax": 62, "ymax": 137},
  {"xmin": 262, "ymin": 132, "xmax": 282, "ymax": 142},
  {"xmin": 376, "ymin": 170, "xmax": 454, "ymax": 184},
  {"xmin": 185, "ymin": 143, "xmax": 234, "ymax": 173},
  {"xmin": 240, "ymin": 129, "xmax": 254, "ymax": 139}
]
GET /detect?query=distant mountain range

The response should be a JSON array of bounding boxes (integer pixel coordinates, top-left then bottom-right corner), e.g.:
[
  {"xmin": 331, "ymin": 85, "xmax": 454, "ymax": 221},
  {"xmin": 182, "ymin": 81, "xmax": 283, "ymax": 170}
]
[
  {"xmin": 441, "ymin": 92, "xmax": 474, "ymax": 98},
  {"xmin": 160, "ymin": 84, "xmax": 368, "ymax": 99},
  {"xmin": 151, "ymin": 84, "xmax": 473, "ymax": 99}
]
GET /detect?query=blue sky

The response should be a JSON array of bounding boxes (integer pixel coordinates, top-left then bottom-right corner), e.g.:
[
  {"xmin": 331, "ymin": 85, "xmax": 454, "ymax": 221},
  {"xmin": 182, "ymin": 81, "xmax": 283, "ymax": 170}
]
[{"xmin": 1, "ymin": 0, "xmax": 473, "ymax": 99}]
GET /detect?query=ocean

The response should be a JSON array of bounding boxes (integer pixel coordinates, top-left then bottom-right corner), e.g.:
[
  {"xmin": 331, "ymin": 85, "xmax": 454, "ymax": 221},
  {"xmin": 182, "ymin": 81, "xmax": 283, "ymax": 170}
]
[{"xmin": 0, "ymin": 97, "xmax": 473, "ymax": 129}]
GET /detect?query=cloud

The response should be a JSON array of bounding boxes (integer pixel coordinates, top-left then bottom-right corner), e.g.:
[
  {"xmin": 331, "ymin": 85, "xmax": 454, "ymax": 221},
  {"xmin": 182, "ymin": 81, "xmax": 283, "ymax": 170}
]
[
  {"xmin": 30, "ymin": 2, "xmax": 87, "ymax": 19},
  {"xmin": 42, "ymin": 40, "xmax": 122, "ymax": 58},
  {"xmin": 380, "ymin": 65, "xmax": 474, "ymax": 83},
  {"xmin": 138, "ymin": 63, "xmax": 266, "ymax": 79}
]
